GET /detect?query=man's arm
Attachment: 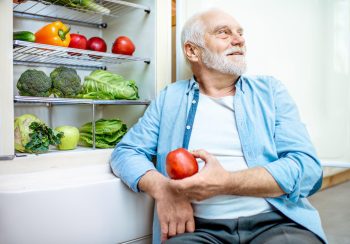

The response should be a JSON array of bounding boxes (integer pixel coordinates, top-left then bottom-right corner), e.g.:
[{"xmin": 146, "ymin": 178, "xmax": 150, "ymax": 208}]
[
  {"xmin": 110, "ymin": 89, "xmax": 195, "ymax": 241},
  {"xmin": 138, "ymin": 170, "xmax": 195, "ymax": 241},
  {"xmin": 263, "ymin": 79, "xmax": 323, "ymax": 202},
  {"xmin": 169, "ymin": 150, "xmax": 284, "ymax": 201}
]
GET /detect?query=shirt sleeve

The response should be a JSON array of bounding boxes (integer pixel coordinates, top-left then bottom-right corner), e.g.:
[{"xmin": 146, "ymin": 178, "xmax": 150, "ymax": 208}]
[
  {"xmin": 110, "ymin": 90, "xmax": 165, "ymax": 192},
  {"xmin": 263, "ymin": 78, "xmax": 323, "ymax": 203}
]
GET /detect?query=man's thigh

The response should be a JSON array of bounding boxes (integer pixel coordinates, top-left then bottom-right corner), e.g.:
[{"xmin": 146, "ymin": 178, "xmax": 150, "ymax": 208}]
[
  {"xmin": 165, "ymin": 216, "xmax": 239, "ymax": 244},
  {"xmin": 250, "ymin": 223, "xmax": 324, "ymax": 244},
  {"xmin": 165, "ymin": 232, "xmax": 221, "ymax": 244}
]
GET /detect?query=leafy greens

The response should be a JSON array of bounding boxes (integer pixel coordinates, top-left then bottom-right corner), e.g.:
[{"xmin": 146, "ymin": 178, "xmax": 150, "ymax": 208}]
[
  {"xmin": 79, "ymin": 119, "xmax": 127, "ymax": 148},
  {"xmin": 78, "ymin": 70, "xmax": 139, "ymax": 100}
]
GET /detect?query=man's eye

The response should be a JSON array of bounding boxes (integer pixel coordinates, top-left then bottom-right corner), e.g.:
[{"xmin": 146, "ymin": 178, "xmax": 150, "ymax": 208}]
[
  {"xmin": 218, "ymin": 30, "xmax": 229, "ymax": 34},
  {"xmin": 216, "ymin": 30, "xmax": 230, "ymax": 38}
]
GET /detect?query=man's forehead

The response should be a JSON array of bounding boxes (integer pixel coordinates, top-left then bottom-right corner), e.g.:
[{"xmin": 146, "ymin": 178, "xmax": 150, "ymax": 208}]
[{"xmin": 201, "ymin": 11, "xmax": 241, "ymax": 31}]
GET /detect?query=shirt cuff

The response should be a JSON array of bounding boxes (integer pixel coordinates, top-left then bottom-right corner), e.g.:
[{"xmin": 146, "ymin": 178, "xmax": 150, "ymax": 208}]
[{"xmin": 263, "ymin": 158, "xmax": 301, "ymax": 203}]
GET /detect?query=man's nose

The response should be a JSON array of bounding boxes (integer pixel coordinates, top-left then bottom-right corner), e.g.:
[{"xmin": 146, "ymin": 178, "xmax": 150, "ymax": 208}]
[{"xmin": 231, "ymin": 34, "xmax": 245, "ymax": 47}]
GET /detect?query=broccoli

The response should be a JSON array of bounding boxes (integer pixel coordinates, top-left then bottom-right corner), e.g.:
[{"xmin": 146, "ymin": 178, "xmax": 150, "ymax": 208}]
[
  {"xmin": 17, "ymin": 69, "xmax": 52, "ymax": 97},
  {"xmin": 50, "ymin": 66, "xmax": 82, "ymax": 98}
]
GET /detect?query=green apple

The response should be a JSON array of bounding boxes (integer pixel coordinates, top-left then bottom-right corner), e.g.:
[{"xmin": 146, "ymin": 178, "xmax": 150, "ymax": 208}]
[{"xmin": 55, "ymin": 126, "xmax": 80, "ymax": 150}]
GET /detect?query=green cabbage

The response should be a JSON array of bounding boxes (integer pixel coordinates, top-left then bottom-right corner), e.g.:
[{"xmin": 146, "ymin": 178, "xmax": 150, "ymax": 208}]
[
  {"xmin": 78, "ymin": 70, "xmax": 139, "ymax": 100},
  {"xmin": 14, "ymin": 114, "xmax": 42, "ymax": 152},
  {"xmin": 14, "ymin": 114, "xmax": 63, "ymax": 153},
  {"xmin": 79, "ymin": 119, "xmax": 127, "ymax": 148}
]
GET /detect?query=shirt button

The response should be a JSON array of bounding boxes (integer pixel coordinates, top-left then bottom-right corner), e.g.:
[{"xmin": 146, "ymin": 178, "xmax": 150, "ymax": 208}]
[
  {"xmin": 192, "ymin": 100, "xmax": 196, "ymax": 104},
  {"xmin": 186, "ymin": 125, "xmax": 191, "ymax": 130}
]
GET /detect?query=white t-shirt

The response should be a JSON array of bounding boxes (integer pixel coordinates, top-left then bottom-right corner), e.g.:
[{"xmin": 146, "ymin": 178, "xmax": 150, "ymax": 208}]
[{"xmin": 188, "ymin": 93, "xmax": 274, "ymax": 219}]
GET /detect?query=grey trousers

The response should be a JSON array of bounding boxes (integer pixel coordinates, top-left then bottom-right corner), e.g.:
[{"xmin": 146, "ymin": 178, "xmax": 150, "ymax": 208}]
[{"xmin": 165, "ymin": 211, "xmax": 324, "ymax": 244}]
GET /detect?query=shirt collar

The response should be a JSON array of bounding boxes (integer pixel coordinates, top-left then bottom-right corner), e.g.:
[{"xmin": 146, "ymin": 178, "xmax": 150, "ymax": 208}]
[{"xmin": 186, "ymin": 75, "xmax": 245, "ymax": 94}]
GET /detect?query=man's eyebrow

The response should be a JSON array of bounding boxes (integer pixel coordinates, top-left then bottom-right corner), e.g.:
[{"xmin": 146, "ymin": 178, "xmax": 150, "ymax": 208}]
[
  {"xmin": 211, "ymin": 25, "xmax": 244, "ymax": 33},
  {"xmin": 211, "ymin": 25, "xmax": 230, "ymax": 32}
]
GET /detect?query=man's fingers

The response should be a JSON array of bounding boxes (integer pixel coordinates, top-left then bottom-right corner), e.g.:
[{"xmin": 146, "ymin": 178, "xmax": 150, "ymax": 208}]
[
  {"xmin": 168, "ymin": 221, "xmax": 177, "ymax": 237},
  {"xmin": 185, "ymin": 219, "xmax": 195, "ymax": 233},
  {"xmin": 176, "ymin": 222, "xmax": 186, "ymax": 235},
  {"xmin": 191, "ymin": 149, "xmax": 211, "ymax": 161},
  {"xmin": 160, "ymin": 222, "xmax": 169, "ymax": 241}
]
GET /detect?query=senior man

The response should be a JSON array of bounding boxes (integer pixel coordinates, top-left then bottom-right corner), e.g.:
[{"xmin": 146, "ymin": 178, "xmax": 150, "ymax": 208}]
[{"xmin": 111, "ymin": 9, "xmax": 326, "ymax": 244}]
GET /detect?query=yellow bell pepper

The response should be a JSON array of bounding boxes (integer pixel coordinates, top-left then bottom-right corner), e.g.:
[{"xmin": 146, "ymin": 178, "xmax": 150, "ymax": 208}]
[{"xmin": 35, "ymin": 21, "xmax": 71, "ymax": 47}]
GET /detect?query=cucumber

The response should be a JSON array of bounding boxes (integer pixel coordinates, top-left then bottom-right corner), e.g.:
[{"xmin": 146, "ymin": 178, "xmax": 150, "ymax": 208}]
[{"xmin": 13, "ymin": 31, "xmax": 36, "ymax": 42}]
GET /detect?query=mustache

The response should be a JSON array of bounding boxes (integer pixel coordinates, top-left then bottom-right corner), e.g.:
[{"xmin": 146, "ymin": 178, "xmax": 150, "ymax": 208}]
[{"xmin": 224, "ymin": 47, "xmax": 246, "ymax": 55}]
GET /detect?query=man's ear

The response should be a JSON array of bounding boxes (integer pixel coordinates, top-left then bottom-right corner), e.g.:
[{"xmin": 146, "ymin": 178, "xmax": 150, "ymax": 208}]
[{"xmin": 184, "ymin": 42, "xmax": 200, "ymax": 63}]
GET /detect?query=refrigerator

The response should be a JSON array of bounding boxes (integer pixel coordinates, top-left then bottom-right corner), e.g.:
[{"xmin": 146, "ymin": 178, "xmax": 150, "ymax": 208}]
[{"xmin": 0, "ymin": 0, "xmax": 171, "ymax": 243}]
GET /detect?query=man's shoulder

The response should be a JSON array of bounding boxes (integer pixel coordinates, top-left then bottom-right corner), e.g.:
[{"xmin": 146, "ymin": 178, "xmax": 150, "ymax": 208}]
[
  {"xmin": 165, "ymin": 79, "xmax": 190, "ymax": 91},
  {"xmin": 158, "ymin": 79, "xmax": 190, "ymax": 97},
  {"xmin": 241, "ymin": 74, "xmax": 282, "ymax": 91},
  {"xmin": 242, "ymin": 74, "xmax": 280, "ymax": 84},
  {"xmin": 155, "ymin": 79, "xmax": 190, "ymax": 105}
]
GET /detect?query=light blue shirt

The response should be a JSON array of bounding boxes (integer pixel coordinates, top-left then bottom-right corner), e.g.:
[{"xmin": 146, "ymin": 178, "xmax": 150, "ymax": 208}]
[{"xmin": 110, "ymin": 75, "xmax": 326, "ymax": 244}]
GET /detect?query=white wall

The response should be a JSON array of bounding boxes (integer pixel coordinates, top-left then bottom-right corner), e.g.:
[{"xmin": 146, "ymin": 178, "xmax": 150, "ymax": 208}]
[{"xmin": 176, "ymin": 0, "xmax": 350, "ymax": 163}]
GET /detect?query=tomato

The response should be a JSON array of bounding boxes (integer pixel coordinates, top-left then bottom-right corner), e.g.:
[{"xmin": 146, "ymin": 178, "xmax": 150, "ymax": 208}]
[
  {"xmin": 87, "ymin": 36, "xmax": 107, "ymax": 52},
  {"xmin": 112, "ymin": 36, "xmax": 135, "ymax": 55},
  {"xmin": 68, "ymin": 33, "xmax": 87, "ymax": 56},
  {"xmin": 87, "ymin": 37, "xmax": 107, "ymax": 59},
  {"xmin": 69, "ymin": 33, "xmax": 87, "ymax": 49},
  {"xmin": 166, "ymin": 148, "xmax": 198, "ymax": 180}
]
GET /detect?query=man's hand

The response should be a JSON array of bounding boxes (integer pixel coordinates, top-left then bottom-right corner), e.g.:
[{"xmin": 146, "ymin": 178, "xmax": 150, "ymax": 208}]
[
  {"xmin": 156, "ymin": 182, "xmax": 195, "ymax": 242},
  {"xmin": 169, "ymin": 149, "xmax": 230, "ymax": 201},
  {"xmin": 138, "ymin": 170, "xmax": 195, "ymax": 242},
  {"xmin": 169, "ymin": 149, "xmax": 285, "ymax": 201}
]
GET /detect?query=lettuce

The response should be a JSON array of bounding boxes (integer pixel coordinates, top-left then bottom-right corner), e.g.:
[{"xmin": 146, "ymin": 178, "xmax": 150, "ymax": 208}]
[
  {"xmin": 79, "ymin": 119, "xmax": 127, "ymax": 148},
  {"xmin": 78, "ymin": 70, "xmax": 139, "ymax": 100}
]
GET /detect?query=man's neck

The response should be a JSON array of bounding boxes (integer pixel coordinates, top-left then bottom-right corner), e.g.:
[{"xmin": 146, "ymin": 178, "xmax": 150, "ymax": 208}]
[{"xmin": 193, "ymin": 67, "xmax": 239, "ymax": 98}]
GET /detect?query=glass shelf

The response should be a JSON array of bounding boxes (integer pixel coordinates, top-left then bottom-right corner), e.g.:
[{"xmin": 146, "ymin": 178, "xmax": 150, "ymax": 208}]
[
  {"xmin": 14, "ymin": 96, "xmax": 150, "ymax": 150},
  {"xmin": 14, "ymin": 96, "xmax": 151, "ymax": 105},
  {"xmin": 13, "ymin": 40, "xmax": 151, "ymax": 70},
  {"xmin": 13, "ymin": 0, "xmax": 151, "ymax": 29}
]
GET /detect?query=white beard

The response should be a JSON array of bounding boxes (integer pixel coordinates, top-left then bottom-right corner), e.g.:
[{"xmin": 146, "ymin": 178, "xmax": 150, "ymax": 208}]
[{"xmin": 201, "ymin": 47, "xmax": 247, "ymax": 76}]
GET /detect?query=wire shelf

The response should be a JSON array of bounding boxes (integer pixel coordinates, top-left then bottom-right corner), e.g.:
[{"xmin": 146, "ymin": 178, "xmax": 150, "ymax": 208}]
[
  {"xmin": 14, "ymin": 96, "xmax": 151, "ymax": 105},
  {"xmin": 13, "ymin": 0, "xmax": 150, "ymax": 28},
  {"xmin": 13, "ymin": 40, "xmax": 150, "ymax": 70}
]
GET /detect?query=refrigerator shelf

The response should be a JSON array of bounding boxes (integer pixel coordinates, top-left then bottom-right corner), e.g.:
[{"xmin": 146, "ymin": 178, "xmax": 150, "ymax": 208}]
[
  {"xmin": 13, "ymin": 40, "xmax": 150, "ymax": 70},
  {"xmin": 13, "ymin": 0, "xmax": 150, "ymax": 29},
  {"xmin": 14, "ymin": 96, "xmax": 151, "ymax": 105},
  {"xmin": 14, "ymin": 146, "xmax": 110, "ymax": 158}
]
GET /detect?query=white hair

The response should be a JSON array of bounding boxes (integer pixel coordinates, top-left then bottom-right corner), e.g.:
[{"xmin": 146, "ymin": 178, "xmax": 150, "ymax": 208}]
[
  {"xmin": 180, "ymin": 9, "xmax": 230, "ymax": 59},
  {"xmin": 180, "ymin": 11, "xmax": 208, "ymax": 51}
]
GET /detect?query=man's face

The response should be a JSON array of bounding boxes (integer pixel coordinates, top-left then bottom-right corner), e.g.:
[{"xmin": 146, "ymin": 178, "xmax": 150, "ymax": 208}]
[{"xmin": 199, "ymin": 11, "xmax": 247, "ymax": 76}]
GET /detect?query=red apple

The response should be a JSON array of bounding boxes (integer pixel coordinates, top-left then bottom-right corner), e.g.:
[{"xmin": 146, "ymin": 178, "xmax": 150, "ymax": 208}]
[
  {"xmin": 166, "ymin": 148, "xmax": 198, "ymax": 180},
  {"xmin": 112, "ymin": 36, "xmax": 135, "ymax": 55}
]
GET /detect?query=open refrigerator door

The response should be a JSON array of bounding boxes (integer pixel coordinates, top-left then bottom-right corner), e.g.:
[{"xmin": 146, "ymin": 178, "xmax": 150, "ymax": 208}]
[{"xmin": 0, "ymin": 0, "xmax": 171, "ymax": 243}]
